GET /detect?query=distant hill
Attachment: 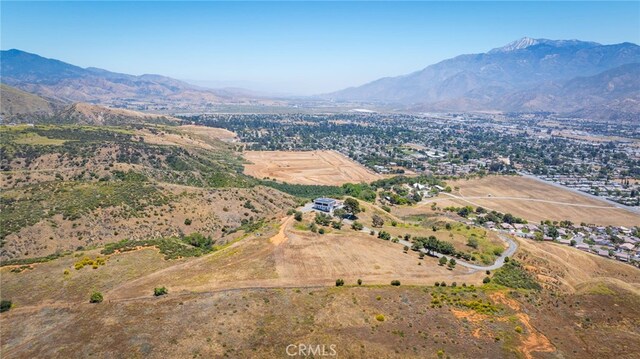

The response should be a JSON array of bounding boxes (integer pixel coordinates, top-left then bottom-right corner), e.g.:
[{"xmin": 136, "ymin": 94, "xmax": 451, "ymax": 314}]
[
  {"xmin": 51, "ymin": 103, "xmax": 180, "ymax": 126},
  {"xmin": 493, "ymin": 63, "xmax": 640, "ymax": 120},
  {"xmin": 0, "ymin": 49, "xmax": 268, "ymax": 109},
  {"xmin": 1, "ymin": 83, "xmax": 180, "ymax": 125},
  {"xmin": 0, "ymin": 84, "xmax": 60, "ymax": 118},
  {"xmin": 325, "ymin": 38, "xmax": 640, "ymax": 118}
]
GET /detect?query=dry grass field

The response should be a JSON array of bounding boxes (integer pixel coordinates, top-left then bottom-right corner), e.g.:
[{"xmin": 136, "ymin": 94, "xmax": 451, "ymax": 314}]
[
  {"xmin": 429, "ymin": 175, "xmax": 639, "ymax": 226},
  {"xmin": 243, "ymin": 150, "xmax": 382, "ymax": 185},
  {"xmin": 102, "ymin": 213, "xmax": 483, "ymax": 300},
  {"xmin": 3, "ymin": 210, "xmax": 639, "ymax": 358}
]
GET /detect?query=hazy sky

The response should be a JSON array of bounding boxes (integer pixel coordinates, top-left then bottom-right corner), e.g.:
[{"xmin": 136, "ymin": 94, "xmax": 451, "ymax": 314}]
[{"xmin": 2, "ymin": 1, "xmax": 639, "ymax": 94}]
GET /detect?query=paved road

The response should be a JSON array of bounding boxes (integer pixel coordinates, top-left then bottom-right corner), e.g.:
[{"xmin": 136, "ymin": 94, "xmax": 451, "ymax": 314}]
[{"xmin": 303, "ymin": 203, "xmax": 518, "ymax": 273}]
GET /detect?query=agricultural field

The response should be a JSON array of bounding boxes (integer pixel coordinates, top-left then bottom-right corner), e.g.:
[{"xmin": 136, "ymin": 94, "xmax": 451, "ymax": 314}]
[
  {"xmin": 243, "ymin": 150, "xmax": 383, "ymax": 185},
  {"xmin": 428, "ymin": 175, "xmax": 640, "ymax": 226}
]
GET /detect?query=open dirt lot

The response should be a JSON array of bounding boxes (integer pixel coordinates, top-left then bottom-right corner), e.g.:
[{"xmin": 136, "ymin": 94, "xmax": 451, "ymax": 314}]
[
  {"xmin": 428, "ymin": 176, "xmax": 639, "ymax": 226},
  {"xmin": 243, "ymin": 150, "xmax": 382, "ymax": 185}
]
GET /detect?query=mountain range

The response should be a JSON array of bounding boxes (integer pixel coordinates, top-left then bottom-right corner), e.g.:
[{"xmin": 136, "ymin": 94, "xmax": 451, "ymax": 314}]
[
  {"xmin": 2, "ymin": 38, "xmax": 640, "ymax": 120},
  {"xmin": 325, "ymin": 37, "xmax": 640, "ymax": 119},
  {"xmin": 0, "ymin": 49, "xmax": 276, "ymax": 111}
]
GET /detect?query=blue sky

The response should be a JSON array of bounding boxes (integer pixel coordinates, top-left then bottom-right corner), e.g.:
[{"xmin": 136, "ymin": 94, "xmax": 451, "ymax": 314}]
[{"xmin": 2, "ymin": 1, "xmax": 639, "ymax": 94}]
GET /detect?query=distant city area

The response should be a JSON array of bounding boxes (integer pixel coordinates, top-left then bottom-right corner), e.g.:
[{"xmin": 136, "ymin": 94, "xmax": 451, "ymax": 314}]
[{"xmin": 188, "ymin": 112, "xmax": 640, "ymax": 207}]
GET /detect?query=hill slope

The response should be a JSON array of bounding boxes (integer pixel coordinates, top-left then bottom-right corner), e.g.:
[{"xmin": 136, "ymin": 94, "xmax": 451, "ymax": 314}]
[{"xmin": 0, "ymin": 84, "xmax": 60, "ymax": 117}]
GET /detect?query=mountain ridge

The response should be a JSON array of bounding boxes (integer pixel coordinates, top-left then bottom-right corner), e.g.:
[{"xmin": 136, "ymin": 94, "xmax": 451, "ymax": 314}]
[{"xmin": 324, "ymin": 38, "xmax": 640, "ymax": 118}]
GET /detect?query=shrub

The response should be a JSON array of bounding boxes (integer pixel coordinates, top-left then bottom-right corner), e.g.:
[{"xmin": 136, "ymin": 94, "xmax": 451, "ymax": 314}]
[
  {"xmin": 371, "ymin": 214, "xmax": 384, "ymax": 228},
  {"xmin": 451, "ymin": 282, "xmax": 457, "ymax": 287},
  {"xmin": 335, "ymin": 279, "xmax": 345, "ymax": 287},
  {"xmin": 0, "ymin": 300, "xmax": 12, "ymax": 312},
  {"xmin": 184, "ymin": 218, "xmax": 192, "ymax": 225},
  {"xmin": 318, "ymin": 228, "xmax": 325, "ymax": 235},
  {"xmin": 357, "ymin": 279, "xmax": 362, "ymax": 286},
  {"xmin": 90, "ymin": 291, "xmax": 103, "ymax": 303},
  {"xmin": 515, "ymin": 326, "xmax": 523, "ymax": 333},
  {"xmin": 390, "ymin": 280, "xmax": 401, "ymax": 286},
  {"xmin": 440, "ymin": 281, "xmax": 447, "ymax": 287},
  {"xmin": 492, "ymin": 260, "xmax": 541, "ymax": 290},
  {"xmin": 391, "ymin": 220, "xmax": 398, "ymax": 227},
  {"xmin": 381, "ymin": 205, "xmax": 391, "ymax": 213},
  {"xmin": 504, "ymin": 256, "xmax": 510, "ymax": 263},
  {"xmin": 351, "ymin": 221, "xmax": 363, "ymax": 231},
  {"xmin": 154, "ymin": 287, "xmax": 168, "ymax": 296},
  {"xmin": 294, "ymin": 211, "xmax": 303, "ymax": 221},
  {"xmin": 439, "ymin": 256, "xmax": 448, "ymax": 266},
  {"xmin": 435, "ymin": 282, "xmax": 440, "ymax": 287},
  {"xmin": 375, "ymin": 314, "xmax": 385, "ymax": 322},
  {"xmin": 483, "ymin": 276, "xmax": 491, "ymax": 284}
]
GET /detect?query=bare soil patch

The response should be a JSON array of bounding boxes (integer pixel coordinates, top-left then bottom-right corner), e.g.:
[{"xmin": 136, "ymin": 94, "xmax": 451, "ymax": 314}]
[
  {"xmin": 243, "ymin": 150, "xmax": 382, "ymax": 185},
  {"xmin": 437, "ymin": 175, "xmax": 639, "ymax": 226}
]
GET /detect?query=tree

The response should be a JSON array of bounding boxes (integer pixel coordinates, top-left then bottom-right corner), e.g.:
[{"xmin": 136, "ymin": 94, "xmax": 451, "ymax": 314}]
[
  {"xmin": 570, "ymin": 239, "xmax": 577, "ymax": 246},
  {"xmin": 357, "ymin": 279, "xmax": 362, "ymax": 286},
  {"xmin": 333, "ymin": 208, "xmax": 347, "ymax": 218},
  {"xmin": 403, "ymin": 245, "xmax": 409, "ymax": 253},
  {"xmin": 390, "ymin": 280, "xmax": 401, "ymax": 286},
  {"xmin": 335, "ymin": 279, "xmax": 345, "ymax": 287},
  {"xmin": 439, "ymin": 256, "xmax": 448, "ymax": 266},
  {"xmin": 154, "ymin": 287, "xmax": 168, "ymax": 296},
  {"xmin": 0, "ymin": 300, "xmax": 11, "ymax": 313},
  {"xmin": 447, "ymin": 258, "xmax": 456, "ymax": 269},
  {"xmin": 343, "ymin": 198, "xmax": 361, "ymax": 215},
  {"xmin": 294, "ymin": 211, "xmax": 303, "ymax": 221},
  {"xmin": 351, "ymin": 221, "xmax": 363, "ymax": 231},
  {"xmin": 184, "ymin": 218, "xmax": 192, "ymax": 225},
  {"xmin": 483, "ymin": 276, "xmax": 491, "ymax": 284},
  {"xmin": 378, "ymin": 231, "xmax": 391, "ymax": 240},
  {"xmin": 534, "ymin": 231, "xmax": 544, "ymax": 241},
  {"xmin": 90, "ymin": 291, "xmax": 103, "ymax": 303},
  {"xmin": 467, "ymin": 237, "xmax": 479, "ymax": 249},
  {"xmin": 331, "ymin": 220, "xmax": 343, "ymax": 229},
  {"xmin": 318, "ymin": 228, "xmax": 325, "ymax": 234},
  {"xmin": 372, "ymin": 214, "xmax": 384, "ymax": 228},
  {"xmin": 315, "ymin": 212, "xmax": 331, "ymax": 226}
]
